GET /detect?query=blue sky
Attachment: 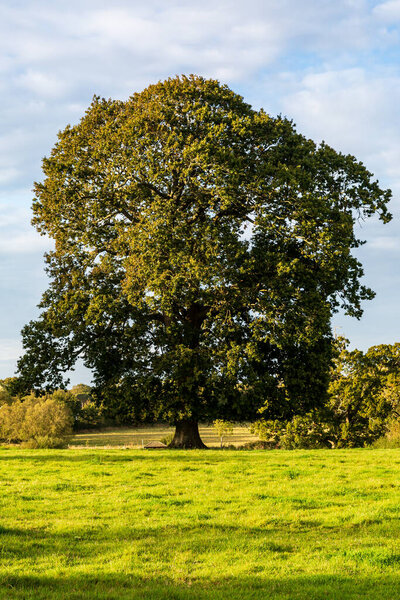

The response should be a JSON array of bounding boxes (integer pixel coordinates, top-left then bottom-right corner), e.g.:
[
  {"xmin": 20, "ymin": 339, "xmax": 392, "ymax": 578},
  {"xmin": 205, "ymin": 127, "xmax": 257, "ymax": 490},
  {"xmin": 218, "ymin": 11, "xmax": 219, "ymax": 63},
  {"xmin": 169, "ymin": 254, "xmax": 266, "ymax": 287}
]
[{"xmin": 1, "ymin": 0, "xmax": 400, "ymax": 384}]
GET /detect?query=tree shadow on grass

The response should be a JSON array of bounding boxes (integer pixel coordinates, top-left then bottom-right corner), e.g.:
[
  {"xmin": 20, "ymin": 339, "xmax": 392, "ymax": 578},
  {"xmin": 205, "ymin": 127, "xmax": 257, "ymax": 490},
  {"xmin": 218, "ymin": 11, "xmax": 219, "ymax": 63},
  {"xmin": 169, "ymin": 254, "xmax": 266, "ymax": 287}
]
[
  {"xmin": 1, "ymin": 520, "xmax": 397, "ymax": 562},
  {"xmin": 1, "ymin": 572, "xmax": 400, "ymax": 600},
  {"xmin": 0, "ymin": 452, "xmax": 143, "ymax": 463},
  {"xmin": 0, "ymin": 523, "xmax": 300, "ymax": 562},
  {"xmin": 1, "ymin": 522, "xmax": 400, "ymax": 600},
  {"xmin": 0, "ymin": 451, "xmax": 223, "ymax": 463}
]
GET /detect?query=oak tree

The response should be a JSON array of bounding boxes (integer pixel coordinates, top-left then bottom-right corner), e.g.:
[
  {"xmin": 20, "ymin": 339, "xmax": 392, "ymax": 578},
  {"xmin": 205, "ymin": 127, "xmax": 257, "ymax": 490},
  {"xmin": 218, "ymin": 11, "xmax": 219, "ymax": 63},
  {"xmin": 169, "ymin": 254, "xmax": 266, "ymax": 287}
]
[{"xmin": 18, "ymin": 75, "xmax": 391, "ymax": 447}]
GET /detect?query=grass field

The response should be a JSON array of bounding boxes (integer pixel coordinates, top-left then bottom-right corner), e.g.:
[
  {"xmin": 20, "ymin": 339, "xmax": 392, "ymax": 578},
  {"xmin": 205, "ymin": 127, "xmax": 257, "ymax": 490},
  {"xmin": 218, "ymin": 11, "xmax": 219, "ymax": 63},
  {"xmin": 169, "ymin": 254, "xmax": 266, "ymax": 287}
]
[
  {"xmin": 70, "ymin": 423, "xmax": 259, "ymax": 448},
  {"xmin": 1, "ymin": 448, "xmax": 400, "ymax": 599}
]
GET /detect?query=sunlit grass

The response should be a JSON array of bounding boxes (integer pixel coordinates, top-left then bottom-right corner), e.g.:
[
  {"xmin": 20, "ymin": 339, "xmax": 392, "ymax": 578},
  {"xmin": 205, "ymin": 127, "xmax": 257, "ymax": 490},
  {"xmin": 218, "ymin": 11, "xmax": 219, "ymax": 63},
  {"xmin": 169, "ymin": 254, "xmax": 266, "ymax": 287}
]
[
  {"xmin": 70, "ymin": 423, "xmax": 259, "ymax": 448},
  {"xmin": 1, "ymin": 448, "xmax": 400, "ymax": 598}
]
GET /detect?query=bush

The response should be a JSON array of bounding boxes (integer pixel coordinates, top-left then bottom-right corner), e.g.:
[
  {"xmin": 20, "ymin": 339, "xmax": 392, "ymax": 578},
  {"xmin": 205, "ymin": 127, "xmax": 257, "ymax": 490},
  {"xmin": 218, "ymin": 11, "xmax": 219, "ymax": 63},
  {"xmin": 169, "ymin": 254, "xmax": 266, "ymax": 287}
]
[
  {"xmin": 250, "ymin": 415, "xmax": 333, "ymax": 450},
  {"xmin": 51, "ymin": 389, "xmax": 103, "ymax": 430},
  {"xmin": 160, "ymin": 433, "xmax": 174, "ymax": 446},
  {"xmin": 0, "ymin": 377, "xmax": 22, "ymax": 399},
  {"xmin": 239, "ymin": 440, "xmax": 272, "ymax": 450},
  {"xmin": 0, "ymin": 399, "xmax": 27, "ymax": 442},
  {"xmin": 51, "ymin": 390, "xmax": 82, "ymax": 421},
  {"xmin": 22, "ymin": 436, "xmax": 69, "ymax": 449},
  {"xmin": 250, "ymin": 420, "xmax": 285, "ymax": 449},
  {"xmin": 77, "ymin": 401, "xmax": 103, "ymax": 429},
  {"xmin": 281, "ymin": 415, "xmax": 332, "ymax": 449},
  {"xmin": 0, "ymin": 386, "xmax": 12, "ymax": 407},
  {"xmin": 0, "ymin": 395, "xmax": 73, "ymax": 448},
  {"xmin": 373, "ymin": 420, "xmax": 400, "ymax": 449}
]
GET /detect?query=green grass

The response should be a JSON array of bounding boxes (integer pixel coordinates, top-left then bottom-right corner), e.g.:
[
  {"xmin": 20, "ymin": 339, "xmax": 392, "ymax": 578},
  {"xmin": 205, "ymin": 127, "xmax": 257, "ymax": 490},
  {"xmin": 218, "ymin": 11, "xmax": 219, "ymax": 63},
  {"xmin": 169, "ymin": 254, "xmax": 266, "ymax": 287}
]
[
  {"xmin": 70, "ymin": 423, "xmax": 259, "ymax": 448},
  {"xmin": 1, "ymin": 448, "xmax": 400, "ymax": 598}
]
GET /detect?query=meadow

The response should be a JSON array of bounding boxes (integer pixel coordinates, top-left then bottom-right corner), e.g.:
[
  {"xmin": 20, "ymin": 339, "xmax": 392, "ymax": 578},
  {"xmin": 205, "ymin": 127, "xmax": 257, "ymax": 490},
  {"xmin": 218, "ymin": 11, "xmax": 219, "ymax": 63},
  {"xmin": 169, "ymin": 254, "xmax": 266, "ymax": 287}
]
[
  {"xmin": 1, "ymin": 447, "xmax": 400, "ymax": 599},
  {"xmin": 69, "ymin": 423, "xmax": 258, "ymax": 448}
]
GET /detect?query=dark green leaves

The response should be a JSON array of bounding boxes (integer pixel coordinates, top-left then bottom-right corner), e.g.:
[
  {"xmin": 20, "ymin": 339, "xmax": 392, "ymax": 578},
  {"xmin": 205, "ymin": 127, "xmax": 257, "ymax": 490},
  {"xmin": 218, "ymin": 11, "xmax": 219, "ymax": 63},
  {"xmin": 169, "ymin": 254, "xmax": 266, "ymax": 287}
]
[{"xmin": 18, "ymin": 75, "xmax": 392, "ymax": 425}]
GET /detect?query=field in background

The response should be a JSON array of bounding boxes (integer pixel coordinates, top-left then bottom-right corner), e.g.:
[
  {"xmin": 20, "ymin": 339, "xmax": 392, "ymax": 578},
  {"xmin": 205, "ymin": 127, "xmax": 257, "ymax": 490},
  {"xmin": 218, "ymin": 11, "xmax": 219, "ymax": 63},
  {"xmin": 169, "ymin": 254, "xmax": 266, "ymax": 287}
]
[
  {"xmin": 70, "ymin": 423, "xmax": 259, "ymax": 448},
  {"xmin": 1, "ymin": 448, "xmax": 400, "ymax": 599}
]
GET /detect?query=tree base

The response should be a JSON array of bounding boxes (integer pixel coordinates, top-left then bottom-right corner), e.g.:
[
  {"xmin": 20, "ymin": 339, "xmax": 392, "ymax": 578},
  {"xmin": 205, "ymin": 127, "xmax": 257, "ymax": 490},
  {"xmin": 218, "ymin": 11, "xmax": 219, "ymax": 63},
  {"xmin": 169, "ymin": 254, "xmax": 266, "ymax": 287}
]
[{"xmin": 169, "ymin": 420, "xmax": 208, "ymax": 449}]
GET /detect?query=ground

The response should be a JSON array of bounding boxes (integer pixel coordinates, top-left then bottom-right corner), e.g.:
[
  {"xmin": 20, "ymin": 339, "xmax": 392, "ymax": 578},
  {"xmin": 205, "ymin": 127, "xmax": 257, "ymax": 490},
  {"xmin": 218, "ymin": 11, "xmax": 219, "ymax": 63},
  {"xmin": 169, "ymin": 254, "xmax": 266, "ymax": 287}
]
[
  {"xmin": 1, "ymin": 447, "xmax": 400, "ymax": 599},
  {"xmin": 69, "ymin": 423, "xmax": 259, "ymax": 448}
]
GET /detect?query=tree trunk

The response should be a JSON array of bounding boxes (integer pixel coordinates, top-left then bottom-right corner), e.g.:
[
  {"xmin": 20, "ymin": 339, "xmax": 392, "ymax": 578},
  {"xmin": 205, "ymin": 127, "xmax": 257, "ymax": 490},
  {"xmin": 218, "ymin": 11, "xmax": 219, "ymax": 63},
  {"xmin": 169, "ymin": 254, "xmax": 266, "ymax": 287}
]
[{"xmin": 169, "ymin": 420, "xmax": 208, "ymax": 449}]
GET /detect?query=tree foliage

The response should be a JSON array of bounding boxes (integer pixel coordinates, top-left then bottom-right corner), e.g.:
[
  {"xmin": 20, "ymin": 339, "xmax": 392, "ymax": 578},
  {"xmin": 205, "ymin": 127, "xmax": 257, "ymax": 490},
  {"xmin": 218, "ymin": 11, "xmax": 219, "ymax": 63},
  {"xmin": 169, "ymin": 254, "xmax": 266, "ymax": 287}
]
[
  {"xmin": 0, "ymin": 395, "xmax": 73, "ymax": 448},
  {"xmin": 0, "ymin": 377, "xmax": 22, "ymax": 399},
  {"xmin": 17, "ymin": 75, "xmax": 391, "ymax": 446},
  {"xmin": 327, "ymin": 339, "xmax": 400, "ymax": 446},
  {"xmin": 50, "ymin": 388, "xmax": 102, "ymax": 430},
  {"xmin": 0, "ymin": 384, "xmax": 12, "ymax": 407},
  {"xmin": 252, "ymin": 339, "xmax": 400, "ymax": 448},
  {"xmin": 213, "ymin": 419, "xmax": 234, "ymax": 447},
  {"xmin": 250, "ymin": 414, "xmax": 331, "ymax": 449}
]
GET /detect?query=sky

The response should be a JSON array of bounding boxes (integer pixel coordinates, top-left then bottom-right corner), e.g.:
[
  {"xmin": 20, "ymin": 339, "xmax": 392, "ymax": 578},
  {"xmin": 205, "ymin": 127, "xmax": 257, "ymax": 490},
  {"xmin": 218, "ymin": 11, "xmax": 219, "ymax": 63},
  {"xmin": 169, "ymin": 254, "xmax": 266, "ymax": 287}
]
[{"xmin": 1, "ymin": 0, "xmax": 400, "ymax": 384}]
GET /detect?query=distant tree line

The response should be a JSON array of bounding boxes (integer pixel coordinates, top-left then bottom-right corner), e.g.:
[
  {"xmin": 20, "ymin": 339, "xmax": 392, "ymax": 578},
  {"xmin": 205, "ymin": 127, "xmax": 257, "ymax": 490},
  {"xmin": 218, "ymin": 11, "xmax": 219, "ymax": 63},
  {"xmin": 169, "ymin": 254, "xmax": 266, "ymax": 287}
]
[{"xmin": 2, "ymin": 338, "xmax": 400, "ymax": 448}]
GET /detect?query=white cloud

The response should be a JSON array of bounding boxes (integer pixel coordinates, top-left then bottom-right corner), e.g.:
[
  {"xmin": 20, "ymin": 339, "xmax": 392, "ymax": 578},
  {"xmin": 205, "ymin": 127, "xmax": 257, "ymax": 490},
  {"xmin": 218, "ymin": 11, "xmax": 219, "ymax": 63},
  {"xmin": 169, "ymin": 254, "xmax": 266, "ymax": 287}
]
[
  {"xmin": 281, "ymin": 68, "xmax": 400, "ymax": 193},
  {"xmin": 0, "ymin": 1, "xmax": 386, "ymax": 100},
  {"xmin": 374, "ymin": 0, "xmax": 400, "ymax": 21},
  {"xmin": 0, "ymin": 168, "xmax": 20, "ymax": 185},
  {"xmin": 0, "ymin": 203, "xmax": 52, "ymax": 256},
  {"xmin": 0, "ymin": 231, "xmax": 52, "ymax": 255},
  {"xmin": 0, "ymin": 206, "xmax": 30, "ymax": 228},
  {"xmin": 84, "ymin": 10, "xmax": 161, "ymax": 48},
  {"xmin": 17, "ymin": 70, "xmax": 70, "ymax": 98},
  {"xmin": 0, "ymin": 339, "xmax": 22, "ymax": 361},
  {"xmin": 369, "ymin": 236, "xmax": 400, "ymax": 251},
  {"xmin": 0, "ymin": 1, "xmax": 391, "ymax": 195}
]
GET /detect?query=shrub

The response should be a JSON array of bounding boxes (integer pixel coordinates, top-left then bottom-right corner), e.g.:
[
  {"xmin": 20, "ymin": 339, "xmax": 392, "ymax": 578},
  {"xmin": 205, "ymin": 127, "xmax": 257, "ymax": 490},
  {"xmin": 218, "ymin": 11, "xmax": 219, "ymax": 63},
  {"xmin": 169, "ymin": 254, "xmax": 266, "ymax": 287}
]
[
  {"xmin": 0, "ymin": 399, "xmax": 28, "ymax": 442},
  {"xmin": 373, "ymin": 420, "xmax": 400, "ymax": 449},
  {"xmin": 0, "ymin": 386, "xmax": 12, "ymax": 407},
  {"xmin": 0, "ymin": 377, "xmax": 22, "ymax": 399},
  {"xmin": 250, "ymin": 415, "xmax": 333, "ymax": 450},
  {"xmin": 160, "ymin": 433, "xmax": 174, "ymax": 446},
  {"xmin": 250, "ymin": 420, "xmax": 285, "ymax": 449},
  {"xmin": 51, "ymin": 389, "xmax": 102, "ymax": 429},
  {"xmin": 281, "ymin": 415, "xmax": 332, "ymax": 449},
  {"xmin": 239, "ymin": 440, "xmax": 272, "ymax": 450},
  {"xmin": 22, "ymin": 435, "xmax": 69, "ymax": 449},
  {"xmin": 0, "ymin": 395, "xmax": 73, "ymax": 448},
  {"xmin": 77, "ymin": 401, "xmax": 103, "ymax": 429},
  {"xmin": 51, "ymin": 390, "xmax": 82, "ymax": 420}
]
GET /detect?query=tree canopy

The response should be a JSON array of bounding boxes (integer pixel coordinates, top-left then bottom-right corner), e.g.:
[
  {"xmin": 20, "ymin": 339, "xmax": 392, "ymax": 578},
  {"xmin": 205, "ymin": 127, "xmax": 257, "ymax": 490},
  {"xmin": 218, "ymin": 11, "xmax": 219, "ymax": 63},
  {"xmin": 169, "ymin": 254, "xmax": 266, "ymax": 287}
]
[
  {"xmin": 252, "ymin": 339, "xmax": 400, "ymax": 449},
  {"xmin": 17, "ymin": 75, "xmax": 391, "ymax": 447},
  {"xmin": 327, "ymin": 339, "xmax": 400, "ymax": 446}
]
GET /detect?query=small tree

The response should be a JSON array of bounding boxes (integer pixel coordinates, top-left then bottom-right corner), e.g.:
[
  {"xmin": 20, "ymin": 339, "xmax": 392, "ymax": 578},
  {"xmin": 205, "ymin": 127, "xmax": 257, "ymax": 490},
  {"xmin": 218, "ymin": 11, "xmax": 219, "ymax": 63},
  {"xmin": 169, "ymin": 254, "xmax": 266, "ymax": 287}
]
[
  {"xmin": 70, "ymin": 384, "xmax": 92, "ymax": 404},
  {"xmin": 213, "ymin": 419, "xmax": 234, "ymax": 448},
  {"xmin": 0, "ymin": 400, "xmax": 27, "ymax": 442}
]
